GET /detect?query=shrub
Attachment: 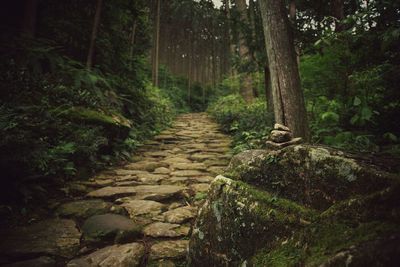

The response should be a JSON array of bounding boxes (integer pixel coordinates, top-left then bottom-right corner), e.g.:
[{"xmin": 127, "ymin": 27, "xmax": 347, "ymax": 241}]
[{"xmin": 208, "ymin": 94, "xmax": 274, "ymax": 153}]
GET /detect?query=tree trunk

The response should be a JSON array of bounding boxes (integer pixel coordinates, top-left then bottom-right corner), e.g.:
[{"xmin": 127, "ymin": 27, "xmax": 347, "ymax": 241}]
[
  {"xmin": 235, "ymin": 0, "xmax": 254, "ymax": 103},
  {"xmin": 86, "ymin": 0, "xmax": 103, "ymax": 69},
  {"xmin": 332, "ymin": 0, "xmax": 344, "ymax": 32},
  {"xmin": 152, "ymin": 0, "xmax": 161, "ymax": 87},
  {"xmin": 264, "ymin": 65, "xmax": 273, "ymax": 113},
  {"xmin": 259, "ymin": 0, "xmax": 310, "ymax": 140},
  {"xmin": 289, "ymin": 0, "xmax": 300, "ymax": 66},
  {"xmin": 129, "ymin": 20, "xmax": 137, "ymax": 61},
  {"xmin": 21, "ymin": 0, "xmax": 38, "ymax": 38}
]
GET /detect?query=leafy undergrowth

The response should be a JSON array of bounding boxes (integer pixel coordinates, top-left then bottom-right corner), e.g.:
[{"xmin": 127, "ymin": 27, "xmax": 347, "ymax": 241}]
[
  {"xmin": 0, "ymin": 39, "xmax": 176, "ymax": 204},
  {"xmin": 207, "ymin": 94, "xmax": 274, "ymax": 154}
]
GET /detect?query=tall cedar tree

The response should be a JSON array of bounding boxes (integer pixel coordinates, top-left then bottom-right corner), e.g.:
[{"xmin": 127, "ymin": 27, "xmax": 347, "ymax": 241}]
[
  {"xmin": 86, "ymin": 0, "xmax": 103, "ymax": 69},
  {"xmin": 235, "ymin": 0, "xmax": 255, "ymax": 103},
  {"xmin": 259, "ymin": 0, "xmax": 310, "ymax": 140},
  {"xmin": 152, "ymin": 0, "xmax": 161, "ymax": 87}
]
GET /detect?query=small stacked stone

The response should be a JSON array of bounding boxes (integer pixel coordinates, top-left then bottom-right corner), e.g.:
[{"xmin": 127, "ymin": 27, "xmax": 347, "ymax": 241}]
[{"xmin": 266, "ymin": 123, "xmax": 303, "ymax": 149}]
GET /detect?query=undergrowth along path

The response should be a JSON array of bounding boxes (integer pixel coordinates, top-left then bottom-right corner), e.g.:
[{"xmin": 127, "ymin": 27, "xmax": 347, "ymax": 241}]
[{"xmin": 0, "ymin": 113, "xmax": 232, "ymax": 267}]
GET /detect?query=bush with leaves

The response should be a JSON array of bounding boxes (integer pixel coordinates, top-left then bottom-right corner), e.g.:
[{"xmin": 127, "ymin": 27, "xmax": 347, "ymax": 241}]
[{"xmin": 208, "ymin": 94, "xmax": 274, "ymax": 153}]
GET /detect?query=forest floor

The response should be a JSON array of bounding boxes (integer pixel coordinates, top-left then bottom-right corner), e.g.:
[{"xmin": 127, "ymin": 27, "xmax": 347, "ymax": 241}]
[{"xmin": 0, "ymin": 113, "xmax": 232, "ymax": 266}]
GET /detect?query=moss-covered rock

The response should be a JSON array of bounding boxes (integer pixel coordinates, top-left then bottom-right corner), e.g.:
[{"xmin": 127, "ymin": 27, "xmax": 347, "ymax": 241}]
[
  {"xmin": 226, "ymin": 145, "xmax": 398, "ymax": 210},
  {"xmin": 188, "ymin": 146, "xmax": 400, "ymax": 266},
  {"xmin": 59, "ymin": 106, "xmax": 132, "ymax": 129},
  {"xmin": 188, "ymin": 175, "xmax": 317, "ymax": 266}
]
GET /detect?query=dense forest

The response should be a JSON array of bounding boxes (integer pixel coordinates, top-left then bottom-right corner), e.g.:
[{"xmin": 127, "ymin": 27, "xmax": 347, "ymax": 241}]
[{"xmin": 0, "ymin": 0, "xmax": 399, "ymax": 266}]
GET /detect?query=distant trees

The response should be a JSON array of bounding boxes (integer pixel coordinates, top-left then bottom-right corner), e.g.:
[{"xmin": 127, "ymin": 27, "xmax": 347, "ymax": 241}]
[
  {"xmin": 86, "ymin": 0, "xmax": 103, "ymax": 69},
  {"xmin": 152, "ymin": 0, "xmax": 161, "ymax": 87},
  {"xmin": 259, "ymin": 0, "xmax": 310, "ymax": 140}
]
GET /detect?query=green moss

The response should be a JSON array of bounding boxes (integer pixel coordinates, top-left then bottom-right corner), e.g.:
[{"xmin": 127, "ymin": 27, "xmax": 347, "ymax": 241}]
[
  {"xmin": 235, "ymin": 180, "xmax": 317, "ymax": 224},
  {"xmin": 55, "ymin": 106, "xmax": 132, "ymax": 128},
  {"xmin": 251, "ymin": 221, "xmax": 400, "ymax": 267}
]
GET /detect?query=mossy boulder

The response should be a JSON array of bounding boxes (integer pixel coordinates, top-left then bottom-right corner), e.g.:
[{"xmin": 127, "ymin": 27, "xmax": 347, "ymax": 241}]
[
  {"xmin": 226, "ymin": 145, "xmax": 398, "ymax": 210},
  {"xmin": 188, "ymin": 146, "xmax": 400, "ymax": 266},
  {"xmin": 188, "ymin": 175, "xmax": 317, "ymax": 266},
  {"xmin": 61, "ymin": 107, "xmax": 132, "ymax": 129},
  {"xmin": 53, "ymin": 106, "xmax": 132, "ymax": 139}
]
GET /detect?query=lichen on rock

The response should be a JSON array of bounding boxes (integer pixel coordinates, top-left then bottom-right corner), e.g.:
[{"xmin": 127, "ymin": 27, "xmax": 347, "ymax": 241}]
[{"xmin": 188, "ymin": 145, "xmax": 400, "ymax": 267}]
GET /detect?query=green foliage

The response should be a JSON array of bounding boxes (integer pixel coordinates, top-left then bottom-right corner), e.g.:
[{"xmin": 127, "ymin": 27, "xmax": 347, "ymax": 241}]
[
  {"xmin": 208, "ymin": 94, "xmax": 274, "ymax": 153},
  {"xmin": 0, "ymin": 0, "xmax": 177, "ymax": 204}
]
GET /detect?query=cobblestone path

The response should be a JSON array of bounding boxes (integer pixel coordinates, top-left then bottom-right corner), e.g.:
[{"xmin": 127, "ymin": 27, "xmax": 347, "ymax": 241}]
[{"xmin": 0, "ymin": 113, "xmax": 232, "ymax": 267}]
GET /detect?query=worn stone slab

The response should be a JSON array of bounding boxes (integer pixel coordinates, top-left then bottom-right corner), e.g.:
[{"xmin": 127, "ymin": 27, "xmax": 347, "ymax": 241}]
[
  {"xmin": 173, "ymin": 163, "xmax": 207, "ymax": 171},
  {"xmin": 0, "ymin": 219, "xmax": 81, "ymax": 258},
  {"xmin": 82, "ymin": 214, "xmax": 142, "ymax": 244},
  {"xmin": 87, "ymin": 186, "xmax": 136, "ymax": 198},
  {"xmin": 136, "ymin": 173, "xmax": 168, "ymax": 184},
  {"xmin": 67, "ymin": 243, "xmax": 145, "ymax": 267},
  {"xmin": 121, "ymin": 200, "xmax": 165, "ymax": 218},
  {"xmin": 56, "ymin": 199, "xmax": 124, "ymax": 220},
  {"xmin": 190, "ymin": 183, "xmax": 210, "ymax": 193},
  {"xmin": 124, "ymin": 161, "xmax": 169, "ymax": 172},
  {"xmin": 189, "ymin": 154, "xmax": 219, "ymax": 162},
  {"xmin": 170, "ymin": 170, "xmax": 209, "ymax": 177},
  {"xmin": 150, "ymin": 240, "xmax": 189, "ymax": 260},
  {"xmin": 154, "ymin": 167, "xmax": 171, "ymax": 174},
  {"xmin": 162, "ymin": 156, "xmax": 192, "ymax": 165},
  {"xmin": 162, "ymin": 206, "xmax": 198, "ymax": 224},
  {"xmin": 143, "ymin": 222, "xmax": 189, "ymax": 238}
]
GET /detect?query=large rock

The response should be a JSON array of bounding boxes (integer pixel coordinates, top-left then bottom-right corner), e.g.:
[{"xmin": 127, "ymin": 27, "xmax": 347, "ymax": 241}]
[
  {"xmin": 143, "ymin": 222, "xmax": 189, "ymax": 238},
  {"xmin": 67, "ymin": 243, "xmax": 144, "ymax": 267},
  {"xmin": 0, "ymin": 219, "xmax": 80, "ymax": 259},
  {"xmin": 226, "ymin": 145, "xmax": 397, "ymax": 210},
  {"xmin": 129, "ymin": 185, "xmax": 186, "ymax": 201},
  {"xmin": 150, "ymin": 240, "xmax": 189, "ymax": 260},
  {"xmin": 56, "ymin": 199, "xmax": 125, "ymax": 220},
  {"xmin": 87, "ymin": 186, "xmax": 136, "ymax": 199},
  {"xmin": 161, "ymin": 206, "xmax": 198, "ymax": 224},
  {"xmin": 120, "ymin": 200, "xmax": 165, "ymax": 218},
  {"xmin": 82, "ymin": 214, "xmax": 142, "ymax": 245},
  {"xmin": 124, "ymin": 161, "xmax": 169, "ymax": 172},
  {"xmin": 188, "ymin": 176, "xmax": 315, "ymax": 266},
  {"xmin": 189, "ymin": 146, "xmax": 400, "ymax": 266}
]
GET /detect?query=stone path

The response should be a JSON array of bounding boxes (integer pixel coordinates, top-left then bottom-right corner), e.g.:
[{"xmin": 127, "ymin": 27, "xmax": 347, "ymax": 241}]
[{"xmin": 0, "ymin": 113, "xmax": 232, "ymax": 267}]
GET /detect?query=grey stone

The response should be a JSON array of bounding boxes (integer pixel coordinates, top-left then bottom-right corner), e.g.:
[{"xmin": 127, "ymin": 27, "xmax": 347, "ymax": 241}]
[
  {"xmin": 82, "ymin": 214, "xmax": 141, "ymax": 244},
  {"xmin": 121, "ymin": 200, "xmax": 165, "ymax": 218},
  {"xmin": 170, "ymin": 170, "xmax": 209, "ymax": 177},
  {"xmin": 269, "ymin": 130, "xmax": 293, "ymax": 143},
  {"xmin": 150, "ymin": 240, "xmax": 189, "ymax": 260},
  {"xmin": 162, "ymin": 206, "xmax": 198, "ymax": 224},
  {"xmin": 173, "ymin": 163, "xmax": 207, "ymax": 171},
  {"xmin": 87, "ymin": 186, "xmax": 136, "ymax": 198},
  {"xmin": 67, "ymin": 243, "xmax": 144, "ymax": 267},
  {"xmin": 143, "ymin": 222, "xmax": 189, "ymax": 238},
  {"xmin": 56, "ymin": 199, "xmax": 124, "ymax": 219},
  {"xmin": 274, "ymin": 123, "xmax": 290, "ymax": 131},
  {"xmin": 0, "ymin": 219, "xmax": 80, "ymax": 258}
]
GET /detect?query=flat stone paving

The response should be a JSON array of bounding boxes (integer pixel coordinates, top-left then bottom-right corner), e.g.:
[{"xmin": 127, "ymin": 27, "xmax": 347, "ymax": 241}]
[{"xmin": 0, "ymin": 113, "xmax": 232, "ymax": 267}]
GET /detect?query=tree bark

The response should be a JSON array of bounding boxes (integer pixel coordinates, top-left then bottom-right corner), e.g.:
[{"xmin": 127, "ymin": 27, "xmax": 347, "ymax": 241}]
[
  {"xmin": 129, "ymin": 20, "xmax": 138, "ymax": 62},
  {"xmin": 86, "ymin": 0, "xmax": 103, "ymax": 69},
  {"xmin": 264, "ymin": 65, "xmax": 273, "ymax": 113},
  {"xmin": 259, "ymin": 0, "xmax": 310, "ymax": 140},
  {"xmin": 235, "ymin": 0, "xmax": 254, "ymax": 103},
  {"xmin": 332, "ymin": 0, "xmax": 344, "ymax": 32},
  {"xmin": 152, "ymin": 0, "xmax": 161, "ymax": 87},
  {"xmin": 21, "ymin": 0, "xmax": 38, "ymax": 38}
]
